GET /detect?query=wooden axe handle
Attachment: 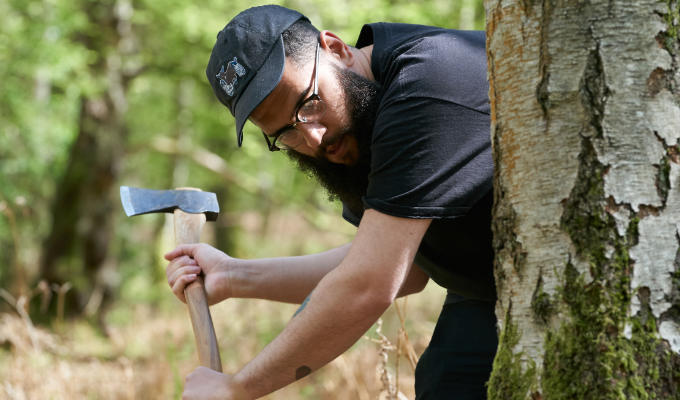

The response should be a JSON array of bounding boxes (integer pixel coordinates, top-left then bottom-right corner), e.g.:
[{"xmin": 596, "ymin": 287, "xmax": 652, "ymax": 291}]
[{"xmin": 173, "ymin": 207, "xmax": 223, "ymax": 372}]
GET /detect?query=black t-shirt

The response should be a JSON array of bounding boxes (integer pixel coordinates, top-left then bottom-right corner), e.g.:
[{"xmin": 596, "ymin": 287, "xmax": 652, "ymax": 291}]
[{"xmin": 342, "ymin": 23, "xmax": 495, "ymax": 299}]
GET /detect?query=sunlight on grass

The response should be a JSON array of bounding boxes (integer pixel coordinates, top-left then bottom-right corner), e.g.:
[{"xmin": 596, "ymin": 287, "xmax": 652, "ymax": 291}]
[{"xmin": 0, "ymin": 282, "xmax": 445, "ymax": 399}]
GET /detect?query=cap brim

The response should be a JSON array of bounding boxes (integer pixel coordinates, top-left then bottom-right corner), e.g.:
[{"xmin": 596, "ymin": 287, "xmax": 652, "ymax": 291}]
[{"xmin": 233, "ymin": 35, "xmax": 286, "ymax": 147}]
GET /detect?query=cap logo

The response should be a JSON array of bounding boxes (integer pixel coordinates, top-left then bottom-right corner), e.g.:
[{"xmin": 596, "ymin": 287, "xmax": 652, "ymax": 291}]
[{"xmin": 216, "ymin": 57, "xmax": 246, "ymax": 97}]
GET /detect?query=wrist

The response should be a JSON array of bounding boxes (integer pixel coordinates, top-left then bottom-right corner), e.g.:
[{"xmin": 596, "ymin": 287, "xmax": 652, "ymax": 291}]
[
  {"xmin": 223, "ymin": 257, "xmax": 250, "ymax": 299},
  {"xmin": 230, "ymin": 371, "xmax": 255, "ymax": 400}
]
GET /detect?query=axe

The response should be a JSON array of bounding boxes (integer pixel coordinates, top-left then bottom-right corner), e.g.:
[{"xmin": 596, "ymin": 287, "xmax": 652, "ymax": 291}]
[{"xmin": 120, "ymin": 186, "xmax": 222, "ymax": 371}]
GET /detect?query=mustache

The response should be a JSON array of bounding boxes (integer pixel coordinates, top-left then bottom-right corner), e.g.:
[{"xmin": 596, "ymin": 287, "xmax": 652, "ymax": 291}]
[{"xmin": 316, "ymin": 128, "xmax": 347, "ymax": 157}]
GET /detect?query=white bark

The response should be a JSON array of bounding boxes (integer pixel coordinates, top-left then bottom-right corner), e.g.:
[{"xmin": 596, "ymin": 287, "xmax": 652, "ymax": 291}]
[{"xmin": 486, "ymin": 0, "xmax": 680, "ymax": 397}]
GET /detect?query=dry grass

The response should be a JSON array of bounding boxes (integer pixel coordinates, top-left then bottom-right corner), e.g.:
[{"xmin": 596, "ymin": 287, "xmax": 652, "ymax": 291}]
[
  {"xmin": 1, "ymin": 209, "xmax": 446, "ymax": 399},
  {"xmin": 0, "ymin": 283, "xmax": 445, "ymax": 399}
]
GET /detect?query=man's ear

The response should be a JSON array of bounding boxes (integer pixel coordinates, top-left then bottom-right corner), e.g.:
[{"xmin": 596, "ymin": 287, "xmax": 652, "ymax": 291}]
[{"xmin": 319, "ymin": 30, "xmax": 354, "ymax": 67}]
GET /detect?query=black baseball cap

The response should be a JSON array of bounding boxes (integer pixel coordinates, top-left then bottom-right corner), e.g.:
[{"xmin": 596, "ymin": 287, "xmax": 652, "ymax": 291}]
[{"xmin": 206, "ymin": 5, "xmax": 309, "ymax": 146}]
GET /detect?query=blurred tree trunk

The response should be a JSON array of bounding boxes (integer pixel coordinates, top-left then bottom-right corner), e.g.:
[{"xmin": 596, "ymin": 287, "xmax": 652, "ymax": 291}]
[
  {"xmin": 485, "ymin": 0, "xmax": 680, "ymax": 398},
  {"xmin": 39, "ymin": 0, "xmax": 136, "ymax": 318}
]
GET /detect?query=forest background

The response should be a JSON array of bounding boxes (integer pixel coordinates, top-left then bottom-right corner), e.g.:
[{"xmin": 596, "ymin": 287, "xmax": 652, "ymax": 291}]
[{"xmin": 0, "ymin": 0, "xmax": 485, "ymax": 398}]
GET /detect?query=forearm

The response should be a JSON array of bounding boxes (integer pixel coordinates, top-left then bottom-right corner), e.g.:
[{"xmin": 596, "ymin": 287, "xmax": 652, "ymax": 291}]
[
  {"xmin": 230, "ymin": 211, "xmax": 431, "ymax": 399},
  {"xmin": 233, "ymin": 262, "xmax": 391, "ymax": 398},
  {"xmin": 229, "ymin": 243, "xmax": 351, "ymax": 303}
]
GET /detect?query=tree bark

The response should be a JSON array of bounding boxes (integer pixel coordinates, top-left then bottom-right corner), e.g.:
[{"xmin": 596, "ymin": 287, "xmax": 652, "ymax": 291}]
[{"xmin": 485, "ymin": 0, "xmax": 680, "ymax": 398}]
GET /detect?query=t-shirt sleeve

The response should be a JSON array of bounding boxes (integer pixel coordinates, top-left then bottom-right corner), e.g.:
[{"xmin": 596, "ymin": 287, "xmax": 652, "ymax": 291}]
[
  {"xmin": 342, "ymin": 202, "xmax": 362, "ymax": 227},
  {"xmin": 362, "ymin": 25, "xmax": 493, "ymax": 219}
]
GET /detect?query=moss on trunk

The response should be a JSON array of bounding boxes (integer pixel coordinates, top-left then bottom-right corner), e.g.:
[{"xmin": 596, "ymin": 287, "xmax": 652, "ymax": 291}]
[
  {"xmin": 487, "ymin": 308, "xmax": 538, "ymax": 399},
  {"xmin": 544, "ymin": 129, "xmax": 678, "ymax": 400},
  {"xmin": 486, "ymin": 1, "xmax": 680, "ymax": 398}
]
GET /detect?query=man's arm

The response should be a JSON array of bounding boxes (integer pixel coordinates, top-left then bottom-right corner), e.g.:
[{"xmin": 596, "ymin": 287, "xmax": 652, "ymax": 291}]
[
  {"xmin": 166, "ymin": 242, "xmax": 352, "ymax": 305},
  {"xmin": 167, "ymin": 237, "xmax": 428, "ymax": 306},
  {"xmin": 226, "ymin": 209, "xmax": 431, "ymax": 398},
  {"xmin": 398, "ymin": 260, "xmax": 429, "ymax": 296},
  {"xmin": 229, "ymin": 243, "xmax": 351, "ymax": 303}
]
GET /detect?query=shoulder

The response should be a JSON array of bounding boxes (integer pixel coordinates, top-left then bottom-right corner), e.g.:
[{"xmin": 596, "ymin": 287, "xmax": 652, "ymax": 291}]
[
  {"xmin": 361, "ymin": 22, "xmax": 486, "ymax": 74},
  {"xmin": 365, "ymin": 23, "xmax": 489, "ymax": 114},
  {"xmin": 360, "ymin": 25, "xmax": 492, "ymax": 219}
]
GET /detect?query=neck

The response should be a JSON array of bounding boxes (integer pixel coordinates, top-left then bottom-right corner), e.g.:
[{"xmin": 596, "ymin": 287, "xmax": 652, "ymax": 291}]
[{"xmin": 350, "ymin": 45, "xmax": 374, "ymax": 81}]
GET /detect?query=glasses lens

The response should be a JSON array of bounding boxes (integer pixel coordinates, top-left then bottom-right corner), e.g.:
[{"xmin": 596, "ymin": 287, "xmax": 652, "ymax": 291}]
[
  {"xmin": 297, "ymin": 98, "xmax": 326, "ymax": 123},
  {"xmin": 277, "ymin": 130, "xmax": 303, "ymax": 150}
]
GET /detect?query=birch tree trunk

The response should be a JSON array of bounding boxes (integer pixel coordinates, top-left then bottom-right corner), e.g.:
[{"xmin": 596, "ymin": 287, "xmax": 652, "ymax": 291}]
[{"xmin": 485, "ymin": 0, "xmax": 680, "ymax": 398}]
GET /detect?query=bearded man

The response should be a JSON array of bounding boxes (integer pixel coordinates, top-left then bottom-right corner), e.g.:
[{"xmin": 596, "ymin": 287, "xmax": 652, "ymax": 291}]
[{"xmin": 165, "ymin": 5, "xmax": 497, "ymax": 399}]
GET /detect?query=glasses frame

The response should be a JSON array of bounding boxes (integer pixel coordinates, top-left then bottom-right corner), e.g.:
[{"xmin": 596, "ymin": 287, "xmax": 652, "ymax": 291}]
[{"xmin": 263, "ymin": 42, "xmax": 323, "ymax": 152}]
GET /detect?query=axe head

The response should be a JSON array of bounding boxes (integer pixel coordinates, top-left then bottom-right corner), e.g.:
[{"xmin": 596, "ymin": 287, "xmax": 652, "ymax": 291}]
[{"xmin": 120, "ymin": 186, "xmax": 219, "ymax": 221}]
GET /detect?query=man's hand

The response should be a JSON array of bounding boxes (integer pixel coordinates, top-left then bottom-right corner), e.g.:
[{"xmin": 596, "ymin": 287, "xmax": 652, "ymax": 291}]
[
  {"xmin": 182, "ymin": 367, "xmax": 251, "ymax": 400},
  {"xmin": 165, "ymin": 243, "xmax": 233, "ymax": 305}
]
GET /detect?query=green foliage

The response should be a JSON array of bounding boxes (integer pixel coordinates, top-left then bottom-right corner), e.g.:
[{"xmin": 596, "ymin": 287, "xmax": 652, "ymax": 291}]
[
  {"xmin": 0, "ymin": 2, "xmax": 482, "ymax": 397},
  {"xmin": 0, "ymin": 0, "xmax": 485, "ymax": 302}
]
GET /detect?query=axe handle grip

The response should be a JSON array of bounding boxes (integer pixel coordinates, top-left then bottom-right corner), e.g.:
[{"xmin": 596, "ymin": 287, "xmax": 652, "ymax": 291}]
[{"xmin": 174, "ymin": 208, "xmax": 223, "ymax": 372}]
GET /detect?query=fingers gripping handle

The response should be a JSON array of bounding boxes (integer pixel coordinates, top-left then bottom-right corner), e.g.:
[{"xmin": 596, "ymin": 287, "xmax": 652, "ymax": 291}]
[{"xmin": 173, "ymin": 207, "xmax": 223, "ymax": 372}]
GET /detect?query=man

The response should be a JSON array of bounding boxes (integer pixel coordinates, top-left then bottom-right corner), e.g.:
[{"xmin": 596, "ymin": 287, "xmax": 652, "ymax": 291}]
[{"xmin": 165, "ymin": 5, "xmax": 497, "ymax": 399}]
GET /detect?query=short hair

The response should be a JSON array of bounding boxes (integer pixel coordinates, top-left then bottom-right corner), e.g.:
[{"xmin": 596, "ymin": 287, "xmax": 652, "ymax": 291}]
[{"xmin": 282, "ymin": 19, "xmax": 320, "ymax": 66}]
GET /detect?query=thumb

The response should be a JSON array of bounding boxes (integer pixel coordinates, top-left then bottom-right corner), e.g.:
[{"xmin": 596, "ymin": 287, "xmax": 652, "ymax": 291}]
[{"xmin": 164, "ymin": 243, "xmax": 199, "ymax": 260}]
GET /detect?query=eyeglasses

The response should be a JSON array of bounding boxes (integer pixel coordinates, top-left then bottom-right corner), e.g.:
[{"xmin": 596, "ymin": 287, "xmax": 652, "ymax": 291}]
[{"xmin": 263, "ymin": 42, "xmax": 327, "ymax": 151}]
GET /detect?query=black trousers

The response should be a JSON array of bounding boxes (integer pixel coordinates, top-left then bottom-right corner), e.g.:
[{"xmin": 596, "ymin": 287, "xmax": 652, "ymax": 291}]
[{"xmin": 414, "ymin": 294, "xmax": 498, "ymax": 400}]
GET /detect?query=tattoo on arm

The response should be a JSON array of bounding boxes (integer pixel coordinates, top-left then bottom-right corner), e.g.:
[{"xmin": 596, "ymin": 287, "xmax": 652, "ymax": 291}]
[
  {"xmin": 293, "ymin": 298, "xmax": 312, "ymax": 380},
  {"xmin": 295, "ymin": 366, "xmax": 312, "ymax": 380},
  {"xmin": 292, "ymin": 296, "xmax": 312, "ymax": 381},
  {"xmin": 293, "ymin": 295, "xmax": 311, "ymax": 317}
]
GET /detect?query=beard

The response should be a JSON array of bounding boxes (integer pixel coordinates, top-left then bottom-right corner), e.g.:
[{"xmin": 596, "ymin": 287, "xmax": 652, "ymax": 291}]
[{"xmin": 286, "ymin": 65, "xmax": 381, "ymax": 215}]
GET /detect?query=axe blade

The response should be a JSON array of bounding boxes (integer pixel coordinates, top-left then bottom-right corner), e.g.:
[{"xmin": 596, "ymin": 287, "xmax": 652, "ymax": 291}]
[{"xmin": 120, "ymin": 186, "xmax": 219, "ymax": 221}]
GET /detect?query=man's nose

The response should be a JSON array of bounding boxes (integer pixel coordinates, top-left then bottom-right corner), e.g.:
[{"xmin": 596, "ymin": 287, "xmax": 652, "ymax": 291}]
[{"xmin": 298, "ymin": 123, "xmax": 325, "ymax": 148}]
